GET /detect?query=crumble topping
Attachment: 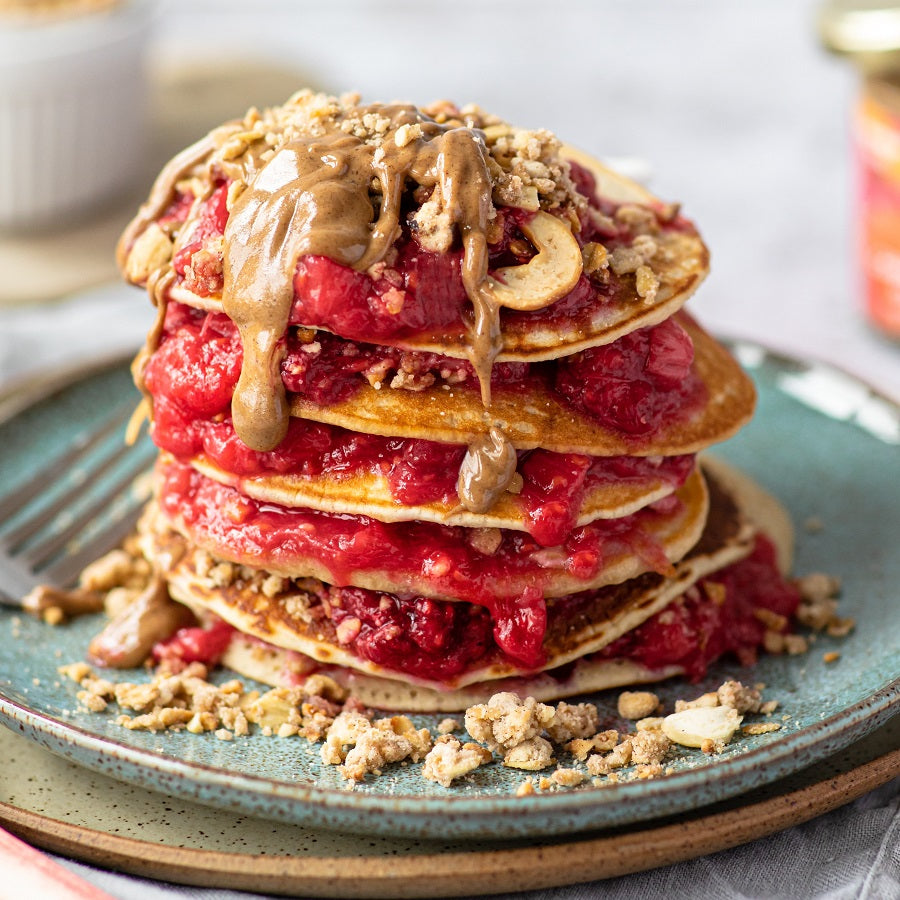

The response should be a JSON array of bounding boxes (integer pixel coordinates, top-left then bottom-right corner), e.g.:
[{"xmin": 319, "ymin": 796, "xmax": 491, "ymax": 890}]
[
  {"xmin": 60, "ymin": 657, "xmax": 795, "ymax": 789},
  {"xmin": 464, "ymin": 691, "xmax": 555, "ymax": 754},
  {"xmin": 564, "ymin": 730, "xmax": 619, "ymax": 761},
  {"xmin": 422, "ymin": 736, "xmax": 492, "ymax": 787},
  {"xmin": 544, "ymin": 701, "xmax": 600, "ymax": 743}
]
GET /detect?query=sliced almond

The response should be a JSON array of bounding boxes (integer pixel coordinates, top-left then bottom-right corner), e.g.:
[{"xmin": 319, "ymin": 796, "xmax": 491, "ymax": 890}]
[
  {"xmin": 661, "ymin": 706, "xmax": 743, "ymax": 749},
  {"xmin": 483, "ymin": 211, "xmax": 583, "ymax": 311}
]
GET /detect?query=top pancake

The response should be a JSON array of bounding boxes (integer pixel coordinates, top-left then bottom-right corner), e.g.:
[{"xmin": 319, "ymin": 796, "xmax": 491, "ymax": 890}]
[{"xmin": 119, "ymin": 91, "xmax": 709, "ymax": 363}]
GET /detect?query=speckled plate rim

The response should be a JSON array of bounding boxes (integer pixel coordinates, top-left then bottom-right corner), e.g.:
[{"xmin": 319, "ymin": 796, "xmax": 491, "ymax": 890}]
[
  {"xmin": 0, "ymin": 730, "xmax": 897, "ymax": 898},
  {"xmin": 1, "ymin": 681, "xmax": 896, "ymax": 828},
  {"xmin": 0, "ymin": 343, "xmax": 898, "ymax": 840}
]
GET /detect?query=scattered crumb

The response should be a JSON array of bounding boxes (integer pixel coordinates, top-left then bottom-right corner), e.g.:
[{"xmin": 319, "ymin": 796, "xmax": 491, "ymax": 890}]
[
  {"xmin": 545, "ymin": 701, "xmax": 599, "ymax": 743},
  {"xmin": 421, "ymin": 736, "xmax": 491, "ymax": 787},
  {"xmin": 823, "ymin": 651, "xmax": 841, "ymax": 664},
  {"xmin": 465, "ymin": 692, "xmax": 554, "ymax": 754},
  {"xmin": 586, "ymin": 740, "xmax": 632, "ymax": 775},
  {"xmin": 617, "ymin": 691, "xmax": 660, "ymax": 720},
  {"xmin": 515, "ymin": 777, "xmax": 535, "ymax": 797},
  {"xmin": 564, "ymin": 730, "xmax": 619, "ymax": 761},
  {"xmin": 742, "ymin": 722, "xmax": 782, "ymax": 736},
  {"xmin": 503, "ymin": 736, "xmax": 554, "ymax": 771},
  {"xmin": 551, "ymin": 767, "xmax": 585, "ymax": 787},
  {"xmin": 717, "ymin": 680, "xmax": 762, "ymax": 714},
  {"xmin": 437, "ymin": 717, "xmax": 459, "ymax": 735},
  {"xmin": 629, "ymin": 730, "xmax": 670, "ymax": 765},
  {"xmin": 803, "ymin": 516, "xmax": 824, "ymax": 533}
]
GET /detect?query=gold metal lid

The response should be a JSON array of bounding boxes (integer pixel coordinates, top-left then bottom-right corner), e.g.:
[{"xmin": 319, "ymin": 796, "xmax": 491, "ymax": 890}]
[{"xmin": 819, "ymin": 0, "xmax": 900, "ymax": 66}]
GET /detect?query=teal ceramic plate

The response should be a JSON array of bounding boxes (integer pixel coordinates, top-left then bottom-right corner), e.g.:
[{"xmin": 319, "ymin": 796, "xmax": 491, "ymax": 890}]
[{"xmin": 0, "ymin": 343, "xmax": 897, "ymax": 840}]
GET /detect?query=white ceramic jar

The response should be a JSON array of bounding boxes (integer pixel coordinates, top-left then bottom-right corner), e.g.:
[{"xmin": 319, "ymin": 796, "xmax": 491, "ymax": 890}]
[{"xmin": 0, "ymin": 0, "xmax": 154, "ymax": 230}]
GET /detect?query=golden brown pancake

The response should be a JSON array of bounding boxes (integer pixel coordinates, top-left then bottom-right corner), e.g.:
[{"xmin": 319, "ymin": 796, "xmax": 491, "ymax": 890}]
[
  {"xmin": 149, "ymin": 465, "xmax": 709, "ymax": 603},
  {"xmin": 287, "ymin": 315, "xmax": 756, "ymax": 456},
  {"xmin": 189, "ymin": 452, "xmax": 691, "ymax": 530}
]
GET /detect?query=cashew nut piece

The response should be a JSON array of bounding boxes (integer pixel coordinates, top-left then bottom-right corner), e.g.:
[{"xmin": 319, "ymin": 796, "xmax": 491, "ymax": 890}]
[
  {"xmin": 661, "ymin": 706, "xmax": 743, "ymax": 749},
  {"xmin": 483, "ymin": 211, "xmax": 583, "ymax": 312}
]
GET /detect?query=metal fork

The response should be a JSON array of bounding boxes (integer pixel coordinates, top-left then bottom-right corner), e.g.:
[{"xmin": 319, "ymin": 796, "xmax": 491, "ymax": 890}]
[{"xmin": 0, "ymin": 404, "xmax": 157, "ymax": 605}]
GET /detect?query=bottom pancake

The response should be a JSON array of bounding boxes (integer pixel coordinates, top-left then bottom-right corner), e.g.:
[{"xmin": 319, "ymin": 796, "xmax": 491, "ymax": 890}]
[{"xmin": 141, "ymin": 459, "xmax": 801, "ymax": 709}]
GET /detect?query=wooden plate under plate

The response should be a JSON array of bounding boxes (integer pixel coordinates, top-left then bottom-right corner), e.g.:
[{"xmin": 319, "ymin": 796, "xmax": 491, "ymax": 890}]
[{"xmin": 0, "ymin": 719, "xmax": 897, "ymax": 899}]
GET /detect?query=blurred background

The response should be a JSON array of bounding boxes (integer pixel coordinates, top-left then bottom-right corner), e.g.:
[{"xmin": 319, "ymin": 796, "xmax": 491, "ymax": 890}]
[{"xmin": 1, "ymin": 0, "xmax": 899, "ymax": 403}]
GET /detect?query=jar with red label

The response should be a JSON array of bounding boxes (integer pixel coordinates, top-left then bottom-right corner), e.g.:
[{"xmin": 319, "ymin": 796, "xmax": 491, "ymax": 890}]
[{"xmin": 820, "ymin": 0, "xmax": 900, "ymax": 338}]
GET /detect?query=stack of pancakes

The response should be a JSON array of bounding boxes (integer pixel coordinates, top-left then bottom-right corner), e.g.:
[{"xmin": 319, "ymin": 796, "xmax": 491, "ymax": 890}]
[{"xmin": 116, "ymin": 92, "xmax": 795, "ymax": 711}]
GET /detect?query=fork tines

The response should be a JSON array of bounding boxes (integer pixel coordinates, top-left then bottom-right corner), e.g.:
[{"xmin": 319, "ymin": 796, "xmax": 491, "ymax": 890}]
[{"xmin": 0, "ymin": 403, "xmax": 155, "ymax": 602}]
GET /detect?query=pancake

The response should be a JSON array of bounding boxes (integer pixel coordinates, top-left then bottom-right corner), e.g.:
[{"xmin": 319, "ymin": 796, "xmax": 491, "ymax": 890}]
[
  {"xmin": 287, "ymin": 314, "xmax": 756, "ymax": 456},
  {"xmin": 189, "ymin": 452, "xmax": 692, "ymax": 531},
  {"xmin": 120, "ymin": 93, "xmax": 709, "ymax": 363},
  {"xmin": 150, "ymin": 462, "xmax": 710, "ymax": 605},
  {"xmin": 165, "ymin": 210, "xmax": 707, "ymax": 363},
  {"xmin": 143, "ymin": 459, "xmax": 778, "ymax": 710},
  {"xmin": 220, "ymin": 637, "xmax": 687, "ymax": 712}
]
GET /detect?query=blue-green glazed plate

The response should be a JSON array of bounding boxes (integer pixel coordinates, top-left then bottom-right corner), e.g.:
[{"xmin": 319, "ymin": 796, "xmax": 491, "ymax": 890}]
[{"xmin": 0, "ymin": 342, "xmax": 897, "ymax": 840}]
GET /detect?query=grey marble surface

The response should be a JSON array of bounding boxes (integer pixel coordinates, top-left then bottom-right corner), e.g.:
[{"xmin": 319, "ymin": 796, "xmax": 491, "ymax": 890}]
[{"xmin": 0, "ymin": 1, "xmax": 897, "ymax": 898}]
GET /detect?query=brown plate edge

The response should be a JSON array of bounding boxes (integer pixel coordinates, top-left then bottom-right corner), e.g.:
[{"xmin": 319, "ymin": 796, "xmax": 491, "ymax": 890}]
[{"xmin": 0, "ymin": 742, "xmax": 897, "ymax": 900}]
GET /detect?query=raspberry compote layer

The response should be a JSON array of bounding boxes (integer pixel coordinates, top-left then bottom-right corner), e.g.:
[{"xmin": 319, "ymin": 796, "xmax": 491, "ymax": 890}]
[
  {"xmin": 146, "ymin": 301, "xmax": 704, "ymax": 445},
  {"xmin": 151, "ymin": 535, "xmax": 799, "ymax": 682},
  {"xmin": 597, "ymin": 535, "xmax": 801, "ymax": 680},
  {"xmin": 156, "ymin": 457, "xmax": 688, "ymax": 628},
  {"xmin": 162, "ymin": 165, "xmax": 699, "ymax": 344}
]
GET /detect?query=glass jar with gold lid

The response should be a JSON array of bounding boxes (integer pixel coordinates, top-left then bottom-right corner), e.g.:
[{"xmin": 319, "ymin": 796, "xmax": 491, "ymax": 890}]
[{"xmin": 821, "ymin": 0, "xmax": 900, "ymax": 338}]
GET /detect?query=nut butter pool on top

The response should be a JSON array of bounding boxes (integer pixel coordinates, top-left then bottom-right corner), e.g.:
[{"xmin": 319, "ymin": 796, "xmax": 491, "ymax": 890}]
[{"xmin": 91, "ymin": 90, "xmax": 804, "ymax": 711}]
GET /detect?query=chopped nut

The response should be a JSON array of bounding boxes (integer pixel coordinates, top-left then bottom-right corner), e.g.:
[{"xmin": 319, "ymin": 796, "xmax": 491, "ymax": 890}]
[
  {"xmin": 663, "ymin": 707, "xmax": 743, "ymax": 749},
  {"xmin": 617, "ymin": 691, "xmax": 660, "ymax": 720},
  {"xmin": 753, "ymin": 608, "xmax": 789, "ymax": 632},
  {"xmin": 581, "ymin": 242, "xmax": 608, "ymax": 274},
  {"xmin": 826, "ymin": 618, "xmax": 855, "ymax": 638},
  {"xmin": 784, "ymin": 634, "xmax": 809, "ymax": 655},
  {"xmin": 564, "ymin": 730, "xmax": 619, "ymax": 761},
  {"xmin": 516, "ymin": 778, "xmax": 535, "ymax": 797},
  {"xmin": 550, "ymin": 768, "xmax": 585, "ymax": 787},
  {"xmin": 635, "ymin": 265, "xmax": 659, "ymax": 303},
  {"xmin": 742, "ymin": 722, "xmax": 782, "ymax": 736}
]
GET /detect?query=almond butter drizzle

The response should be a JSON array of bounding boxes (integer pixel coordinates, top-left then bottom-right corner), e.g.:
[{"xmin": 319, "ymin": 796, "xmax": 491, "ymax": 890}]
[{"xmin": 123, "ymin": 101, "xmax": 567, "ymax": 515}]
